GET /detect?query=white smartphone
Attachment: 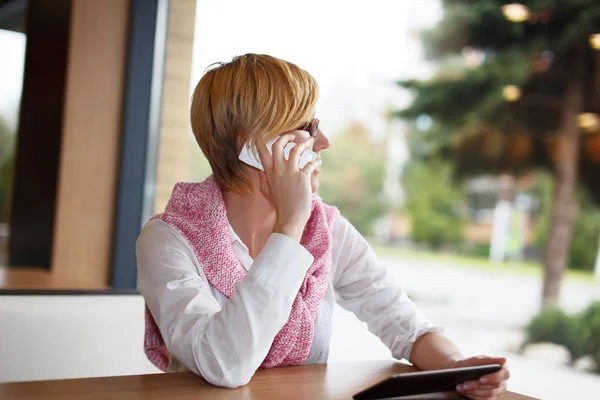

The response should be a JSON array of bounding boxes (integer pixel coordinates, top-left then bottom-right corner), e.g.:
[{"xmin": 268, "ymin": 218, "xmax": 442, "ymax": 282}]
[{"xmin": 238, "ymin": 137, "xmax": 318, "ymax": 171}]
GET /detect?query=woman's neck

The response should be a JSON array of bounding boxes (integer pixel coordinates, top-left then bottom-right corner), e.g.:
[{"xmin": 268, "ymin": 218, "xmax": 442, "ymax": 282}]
[{"xmin": 223, "ymin": 188, "xmax": 276, "ymax": 258}]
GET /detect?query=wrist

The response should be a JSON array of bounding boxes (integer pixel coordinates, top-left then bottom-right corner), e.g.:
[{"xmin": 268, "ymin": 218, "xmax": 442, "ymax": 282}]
[
  {"xmin": 410, "ymin": 332, "xmax": 464, "ymax": 370},
  {"xmin": 273, "ymin": 222, "xmax": 304, "ymax": 242}
]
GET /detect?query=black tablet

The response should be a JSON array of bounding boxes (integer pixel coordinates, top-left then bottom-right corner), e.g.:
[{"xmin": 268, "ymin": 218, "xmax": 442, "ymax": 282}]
[{"xmin": 353, "ymin": 364, "xmax": 502, "ymax": 400}]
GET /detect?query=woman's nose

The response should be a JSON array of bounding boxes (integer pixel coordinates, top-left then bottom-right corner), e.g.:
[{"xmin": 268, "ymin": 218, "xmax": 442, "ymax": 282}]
[{"xmin": 313, "ymin": 129, "xmax": 330, "ymax": 152}]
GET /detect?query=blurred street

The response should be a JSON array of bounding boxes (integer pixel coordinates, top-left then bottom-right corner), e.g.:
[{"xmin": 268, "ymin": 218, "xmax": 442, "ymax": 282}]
[{"xmin": 329, "ymin": 254, "xmax": 600, "ymax": 400}]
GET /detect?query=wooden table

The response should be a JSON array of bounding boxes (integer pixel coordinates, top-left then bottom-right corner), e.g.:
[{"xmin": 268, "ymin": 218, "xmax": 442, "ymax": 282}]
[{"xmin": 0, "ymin": 361, "xmax": 535, "ymax": 400}]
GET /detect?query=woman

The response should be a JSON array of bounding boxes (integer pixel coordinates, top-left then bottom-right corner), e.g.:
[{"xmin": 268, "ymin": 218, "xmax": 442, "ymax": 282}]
[{"xmin": 137, "ymin": 54, "xmax": 509, "ymax": 398}]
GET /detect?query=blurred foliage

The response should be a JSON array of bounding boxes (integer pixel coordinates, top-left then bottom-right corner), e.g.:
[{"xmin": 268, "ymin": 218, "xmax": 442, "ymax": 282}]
[
  {"xmin": 403, "ymin": 158, "xmax": 465, "ymax": 249},
  {"xmin": 404, "ymin": 121, "xmax": 455, "ymax": 162},
  {"xmin": 395, "ymin": 0, "xmax": 600, "ymax": 201},
  {"xmin": 319, "ymin": 122, "xmax": 388, "ymax": 235},
  {"xmin": 0, "ymin": 115, "xmax": 14, "ymax": 223},
  {"xmin": 397, "ymin": 48, "xmax": 530, "ymax": 131},
  {"xmin": 535, "ymin": 172, "xmax": 600, "ymax": 271},
  {"xmin": 527, "ymin": 301, "xmax": 600, "ymax": 370},
  {"xmin": 526, "ymin": 306, "xmax": 587, "ymax": 362},
  {"xmin": 396, "ymin": 0, "xmax": 600, "ymax": 307},
  {"xmin": 0, "ymin": 115, "xmax": 10, "ymax": 161},
  {"xmin": 422, "ymin": 0, "xmax": 600, "ymax": 57},
  {"xmin": 461, "ymin": 242, "xmax": 491, "ymax": 259},
  {"xmin": 581, "ymin": 302, "xmax": 600, "ymax": 370},
  {"xmin": 0, "ymin": 150, "xmax": 14, "ymax": 223}
]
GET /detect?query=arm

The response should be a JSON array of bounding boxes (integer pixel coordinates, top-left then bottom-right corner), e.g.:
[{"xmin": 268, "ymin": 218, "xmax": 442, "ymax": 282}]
[
  {"xmin": 331, "ymin": 216, "xmax": 509, "ymax": 399},
  {"xmin": 410, "ymin": 332, "xmax": 463, "ymax": 370},
  {"xmin": 137, "ymin": 220, "xmax": 314, "ymax": 388},
  {"xmin": 331, "ymin": 215, "xmax": 442, "ymax": 362}
]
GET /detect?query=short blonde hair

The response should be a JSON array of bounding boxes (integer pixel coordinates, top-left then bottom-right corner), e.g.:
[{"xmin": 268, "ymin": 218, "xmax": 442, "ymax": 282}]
[{"xmin": 190, "ymin": 54, "xmax": 319, "ymax": 195}]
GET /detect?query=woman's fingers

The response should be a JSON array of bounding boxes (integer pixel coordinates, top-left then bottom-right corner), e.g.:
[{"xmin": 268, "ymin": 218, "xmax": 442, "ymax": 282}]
[
  {"xmin": 256, "ymin": 132, "xmax": 314, "ymax": 172},
  {"xmin": 457, "ymin": 380, "xmax": 479, "ymax": 391},
  {"xmin": 270, "ymin": 133, "xmax": 297, "ymax": 167},
  {"xmin": 301, "ymin": 159, "xmax": 322, "ymax": 176},
  {"xmin": 458, "ymin": 381, "xmax": 507, "ymax": 399},
  {"xmin": 450, "ymin": 355, "xmax": 509, "ymax": 399},
  {"xmin": 458, "ymin": 382, "xmax": 504, "ymax": 391},
  {"xmin": 257, "ymin": 133, "xmax": 318, "ymax": 240},
  {"xmin": 255, "ymin": 139, "xmax": 273, "ymax": 171},
  {"xmin": 479, "ymin": 366, "xmax": 510, "ymax": 385},
  {"xmin": 458, "ymin": 356, "xmax": 506, "ymax": 367},
  {"xmin": 287, "ymin": 137, "xmax": 313, "ymax": 169}
]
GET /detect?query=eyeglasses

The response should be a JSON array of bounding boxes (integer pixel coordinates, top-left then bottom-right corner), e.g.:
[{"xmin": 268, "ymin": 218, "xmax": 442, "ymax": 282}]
[{"xmin": 301, "ymin": 118, "xmax": 320, "ymax": 138}]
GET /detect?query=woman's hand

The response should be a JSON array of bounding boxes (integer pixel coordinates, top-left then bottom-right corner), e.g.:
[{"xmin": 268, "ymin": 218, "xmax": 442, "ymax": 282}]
[
  {"xmin": 453, "ymin": 356, "xmax": 510, "ymax": 399},
  {"xmin": 256, "ymin": 133, "xmax": 321, "ymax": 242}
]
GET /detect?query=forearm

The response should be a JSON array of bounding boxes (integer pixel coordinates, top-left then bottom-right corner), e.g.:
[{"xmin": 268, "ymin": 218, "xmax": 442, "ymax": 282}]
[
  {"xmin": 409, "ymin": 332, "xmax": 464, "ymax": 371},
  {"xmin": 138, "ymin": 223, "xmax": 315, "ymax": 387},
  {"xmin": 190, "ymin": 272, "xmax": 299, "ymax": 387}
]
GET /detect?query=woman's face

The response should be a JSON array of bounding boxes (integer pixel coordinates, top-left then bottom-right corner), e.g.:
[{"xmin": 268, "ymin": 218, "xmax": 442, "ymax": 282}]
[{"xmin": 288, "ymin": 124, "xmax": 330, "ymax": 193}]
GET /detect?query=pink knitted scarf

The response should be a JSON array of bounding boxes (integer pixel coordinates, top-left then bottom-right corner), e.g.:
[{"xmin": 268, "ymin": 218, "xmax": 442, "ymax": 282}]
[{"xmin": 143, "ymin": 176, "xmax": 338, "ymax": 372}]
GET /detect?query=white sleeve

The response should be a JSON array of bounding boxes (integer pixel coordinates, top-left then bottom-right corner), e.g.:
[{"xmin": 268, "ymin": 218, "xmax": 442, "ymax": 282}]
[
  {"xmin": 136, "ymin": 220, "xmax": 314, "ymax": 388},
  {"xmin": 331, "ymin": 215, "xmax": 442, "ymax": 361}
]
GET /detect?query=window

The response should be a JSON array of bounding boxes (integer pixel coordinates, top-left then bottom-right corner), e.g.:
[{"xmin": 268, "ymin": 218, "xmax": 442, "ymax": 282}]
[{"xmin": 0, "ymin": 25, "xmax": 26, "ymax": 266}]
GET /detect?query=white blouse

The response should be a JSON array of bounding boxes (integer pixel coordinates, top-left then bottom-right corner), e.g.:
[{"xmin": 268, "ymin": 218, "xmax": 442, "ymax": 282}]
[{"xmin": 136, "ymin": 214, "xmax": 441, "ymax": 388}]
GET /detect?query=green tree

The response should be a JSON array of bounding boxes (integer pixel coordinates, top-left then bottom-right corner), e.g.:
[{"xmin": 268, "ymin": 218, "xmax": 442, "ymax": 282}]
[
  {"xmin": 535, "ymin": 172, "xmax": 600, "ymax": 271},
  {"xmin": 403, "ymin": 158, "xmax": 465, "ymax": 248},
  {"xmin": 396, "ymin": 0, "xmax": 600, "ymax": 307},
  {"xmin": 0, "ymin": 116, "xmax": 10, "ymax": 160},
  {"xmin": 0, "ymin": 115, "xmax": 14, "ymax": 223},
  {"xmin": 319, "ymin": 122, "xmax": 388, "ymax": 235}
]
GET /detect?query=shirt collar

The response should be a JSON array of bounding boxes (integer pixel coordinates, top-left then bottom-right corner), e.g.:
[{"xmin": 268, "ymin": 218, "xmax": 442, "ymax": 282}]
[{"xmin": 227, "ymin": 222, "xmax": 250, "ymax": 253}]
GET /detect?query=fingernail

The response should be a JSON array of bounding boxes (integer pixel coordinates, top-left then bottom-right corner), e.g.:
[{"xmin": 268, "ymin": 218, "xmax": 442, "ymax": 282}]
[
  {"xmin": 456, "ymin": 385, "xmax": 464, "ymax": 392},
  {"xmin": 480, "ymin": 377, "xmax": 489, "ymax": 384}
]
